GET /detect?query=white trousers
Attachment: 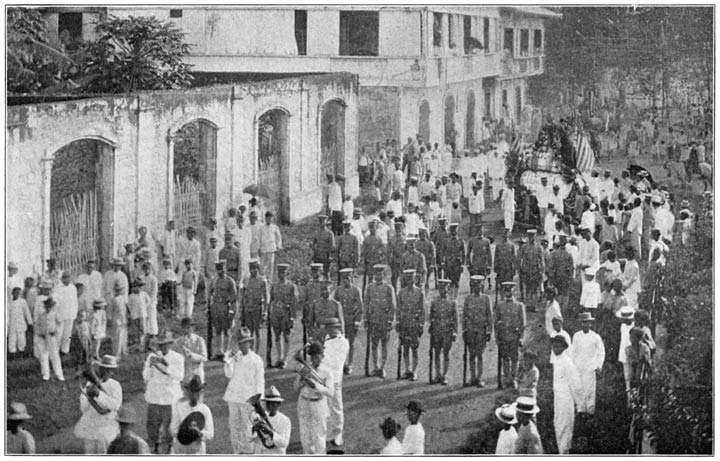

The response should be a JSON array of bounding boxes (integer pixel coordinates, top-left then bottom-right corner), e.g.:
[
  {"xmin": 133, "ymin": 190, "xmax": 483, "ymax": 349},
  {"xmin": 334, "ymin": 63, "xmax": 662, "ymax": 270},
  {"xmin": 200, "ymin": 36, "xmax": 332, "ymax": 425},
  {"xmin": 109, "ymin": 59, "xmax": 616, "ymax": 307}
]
[
  {"xmin": 83, "ymin": 438, "xmax": 109, "ymax": 454},
  {"xmin": 576, "ymin": 368, "xmax": 597, "ymax": 414},
  {"xmin": 8, "ymin": 327, "xmax": 26, "ymax": 353},
  {"xmin": 177, "ymin": 288, "xmax": 195, "ymax": 318},
  {"xmin": 554, "ymin": 389, "xmax": 575, "ymax": 454},
  {"xmin": 59, "ymin": 319, "xmax": 74, "ymax": 354},
  {"xmin": 228, "ymin": 402, "xmax": 254, "ymax": 454},
  {"xmin": 327, "ymin": 382, "xmax": 344, "ymax": 443},
  {"xmin": 113, "ymin": 324, "xmax": 128, "ymax": 357},
  {"xmin": 36, "ymin": 334, "xmax": 64, "ymax": 380},
  {"xmin": 504, "ymin": 209, "xmax": 515, "ymax": 232},
  {"xmin": 298, "ymin": 397, "xmax": 329, "ymax": 454}
]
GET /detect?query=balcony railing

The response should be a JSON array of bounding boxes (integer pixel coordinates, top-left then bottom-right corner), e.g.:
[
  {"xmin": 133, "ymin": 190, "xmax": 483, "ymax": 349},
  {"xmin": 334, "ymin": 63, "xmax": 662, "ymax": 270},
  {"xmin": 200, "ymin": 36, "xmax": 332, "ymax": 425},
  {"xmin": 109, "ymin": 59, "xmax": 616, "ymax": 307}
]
[{"xmin": 500, "ymin": 53, "xmax": 544, "ymax": 77}]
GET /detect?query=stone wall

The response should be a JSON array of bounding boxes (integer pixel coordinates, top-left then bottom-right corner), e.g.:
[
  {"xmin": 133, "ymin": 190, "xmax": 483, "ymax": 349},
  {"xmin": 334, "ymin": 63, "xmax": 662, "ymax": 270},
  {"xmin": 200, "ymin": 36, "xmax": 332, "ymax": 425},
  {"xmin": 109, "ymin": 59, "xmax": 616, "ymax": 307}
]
[{"xmin": 6, "ymin": 73, "xmax": 359, "ymax": 278}]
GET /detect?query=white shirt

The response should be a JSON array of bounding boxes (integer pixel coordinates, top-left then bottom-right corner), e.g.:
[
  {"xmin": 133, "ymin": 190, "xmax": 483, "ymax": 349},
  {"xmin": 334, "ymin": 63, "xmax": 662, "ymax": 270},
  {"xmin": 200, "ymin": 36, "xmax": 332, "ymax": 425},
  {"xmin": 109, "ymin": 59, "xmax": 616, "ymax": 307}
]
[
  {"xmin": 502, "ymin": 187, "xmax": 515, "ymax": 212},
  {"xmin": 342, "ymin": 200, "xmax": 354, "ymax": 220},
  {"xmin": 579, "ymin": 280, "xmax": 601, "ymax": 309},
  {"xmin": 223, "ymin": 350, "xmax": 265, "ymax": 403},
  {"xmin": 578, "ymin": 238, "xmax": 600, "ymax": 273},
  {"xmin": 259, "ymin": 224, "xmax": 283, "ymax": 253},
  {"xmin": 627, "ymin": 207, "xmax": 643, "ymax": 235},
  {"xmin": 177, "ymin": 237, "xmax": 202, "ymax": 268},
  {"xmin": 406, "ymin": 186, "xmax": 419, "ymax": 207},
  {"xmin": 350, "ymin": 220, "xmax": 365, "ymax": 247},
  {"xmin": 253, "ymin": 411, "xmax": 291, "ymax": 454},
  {"xmin": 654, "ymin": 207, "xmax": 675, "ymax": 241},
  {"xmin": 323, "ymin": 335, "xmax": 350, "ymax": 384},
  {"xmin": 54, "ymin": 283, "xmax": 79, "ymax": 321},
  {"xmin": 495, "ymin": 426, "xmax": 518, "ymax": 455},
  {"xmin": 170, "ymin": 399, "xmax": 214, "ymax": 450},
  {"xmin": 143, "ymin": 349, "xmax": 185, "ymax": 405},
  {"xmin": 386, "ymin": 199, "xmax": 403, "ymax": 218},
  {"xmin": 544, "ymin": 300, "xmax": 562, "ymax": 338},
  {"xmin": 618, "ymin": 322, "xmax": 635, "ymax": 363},
  {"xmin": 549, "ymin": 192, "xmax": 565, "ymax": 215},
  {"xmin": 328, "ymin": 183, "xmax": 343, "ymax": 212},
  {"xmin": 537, "ymin": 185, "xmax": 552, "ymax": 209},
  {"xmin": 571, "ymin": 330, "xmax": 606, "ymax": 371},
  {"xmin": 381, "ymin": 437, "xmax": 404, "ymax": 455},
  {"xmin": 402, "ymin": 423, "xmax": 425, "ymax": 455},
  {"xmin": 77, "ymin": 271, "xmax": 103, "ymax": 302},
  {"xmin": 468, "ymin": 192, "xmax": 484, "ymax": 214},
  {"xmin": 73, "ymin": 377, "xmax": 122, "ymax": 442},
  {"xmin": 161, "ymin": 230, "xmax": 177, "ymax": 256},
  {"xmin": 404, "ymin": 213, "xmax": 420, "ymax": 236},
  {"xmin": 580, "ymin": 210, "xmax": 596, "ymax": 232},
  {"xmin": 553, "ymin": 350, "xmax": 582, "ymax": 400}
]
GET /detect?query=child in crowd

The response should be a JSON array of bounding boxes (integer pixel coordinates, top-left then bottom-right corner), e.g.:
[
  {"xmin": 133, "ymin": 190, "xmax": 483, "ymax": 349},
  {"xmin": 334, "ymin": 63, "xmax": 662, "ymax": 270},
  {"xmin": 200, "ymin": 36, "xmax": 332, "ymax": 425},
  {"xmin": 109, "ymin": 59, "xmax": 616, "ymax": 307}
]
[
  {"xmin": 127, "ymin": 279, "xmax": 149, "ymax": 350},
  {"xmin": 633, "ymin": 309, "xmax": 656, "ymax": 354},
  {"xmin": 401, "ymin": 401, "xmax": 425, "ymax": 455},
  {"xmin": 379, "ymin": 417, "xmax": 403, "ymax": 455},
  {"xmin": 8, "ymin": 287, "xmax": 33, "ymax": 356},
  {"xmin": 516, "ymin": 350, "xmax": 539, "ymax": 399},
  {"xmin": 76, "ymin": 282, "xmax": 92, "ymax": 316},
  {"xmin": 549, "ymin": 317, "xmax": 572, "ymax": 364},
  {"xmin": 22, "ymin": 277, "xmax": 38, "ymax": 317},
  {"xmin": 178, "ymin": 259, "xmax": 198, "ymax": 319},
  {"xmin": 494, "ymin": 403, "xmax": 518, "ymax": 454},
  {"xmin": 616, "ymin": 305, "xmax": 636, "ymax": 390},
  {"xmin": 158, "ymin": 257, "xmax": 177, "ymax": 313},
  {"xmin": 74, "ymin": 310, "xmax": 92, "ymax": 366},
  {"xmin": 110, "ymin": 285, "xmax": 129, "ymax": 357},
  {"xmin": 90, "ymin": 300, "xmax": 107, "ymax": 359},
  {"xmin": 141, "ymin": 262, "xmax": 159, "ymax": 347},
  {"xmin": 6, "ymin": 402, "xmax": 35, "ymax": 454},
  {"xmin": 624, "ymin": 326, "xmax": 652, "ymax": 393},
  {"xmin": 579, "ymin": 268, "xmax": 601, "ymax": 312}
]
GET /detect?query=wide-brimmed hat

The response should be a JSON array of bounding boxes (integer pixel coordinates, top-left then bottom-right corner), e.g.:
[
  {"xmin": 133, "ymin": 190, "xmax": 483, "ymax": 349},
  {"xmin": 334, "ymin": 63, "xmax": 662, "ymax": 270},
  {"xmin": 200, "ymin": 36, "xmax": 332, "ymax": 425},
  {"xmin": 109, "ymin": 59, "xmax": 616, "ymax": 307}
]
[
  {"xmin": 111, "ymin": 257, "xmax": 124, "ymax": 266},
  {"xmin": 183, "ymin": 374, "xmax": 205, "ymax": 392},
  {"xmin": 437, "ymin": 279, "xmax": 451, "ymax": 286},
  {"xmin": 578, "ymin": 312, "xmax": 595, "ymax": 322},
  {"xmin": 262, "ymin": 385, "xmax": 285, "ymax": 403},
  {"xmin": 93, "ymin": 354, "xmax": 119, "ymax": 369},
  {"xmin": 495, "ymin": 403, "xmax": 517, "ymax": 425},
  {"xmin": 235, "ymin": 326, "xmax": 253, "ymax": 344},
  {"xmin": 373, "ymin": 264, "xmax": 387, "ymax": 272},
  {"xmin": 155, "ymin": 330, "xmax": 175, "ymax": 345},
  {"xmin": 616, "ymin": 305, "xmax": 636, "ymax": 319},
  {"xmin": 470, "ymin": 275, "xmax": 486, "ymax": 282},
  {"xmin": 310, "ymin": 263, "xmax": 324, "ymax": 270},
  {"xmin": 7, "ymin": 402, "xmax": 31, "ymax": 420},
  {"xmin": 513, "ymin": 396, "xmax": 540, "ymax": 415}
]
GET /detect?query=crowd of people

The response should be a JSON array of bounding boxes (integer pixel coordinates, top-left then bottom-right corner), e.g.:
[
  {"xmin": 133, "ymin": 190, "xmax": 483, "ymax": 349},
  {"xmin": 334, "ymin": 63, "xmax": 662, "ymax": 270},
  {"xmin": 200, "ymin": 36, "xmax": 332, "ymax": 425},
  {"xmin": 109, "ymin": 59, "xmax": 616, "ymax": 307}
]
[{"xmin": 5, "ymin": 115, "xmax": 709, "ymax": 454}]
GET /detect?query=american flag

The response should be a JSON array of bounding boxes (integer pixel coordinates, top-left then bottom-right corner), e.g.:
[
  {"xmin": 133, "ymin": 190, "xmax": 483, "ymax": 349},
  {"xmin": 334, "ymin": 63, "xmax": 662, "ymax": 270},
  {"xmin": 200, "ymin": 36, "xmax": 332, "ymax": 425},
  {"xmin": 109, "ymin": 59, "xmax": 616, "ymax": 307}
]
[{"xmin": 573, "ymin": 131, "xmax": 595, "ymax": 173}]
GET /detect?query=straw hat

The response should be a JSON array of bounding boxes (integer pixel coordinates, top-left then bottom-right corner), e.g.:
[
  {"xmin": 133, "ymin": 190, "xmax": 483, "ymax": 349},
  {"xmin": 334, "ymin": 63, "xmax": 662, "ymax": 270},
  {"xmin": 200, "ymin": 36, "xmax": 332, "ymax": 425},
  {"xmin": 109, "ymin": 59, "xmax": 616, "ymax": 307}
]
[{"xmin": 495, "ymin": 403, "xmax": 518, "ymax": 424}]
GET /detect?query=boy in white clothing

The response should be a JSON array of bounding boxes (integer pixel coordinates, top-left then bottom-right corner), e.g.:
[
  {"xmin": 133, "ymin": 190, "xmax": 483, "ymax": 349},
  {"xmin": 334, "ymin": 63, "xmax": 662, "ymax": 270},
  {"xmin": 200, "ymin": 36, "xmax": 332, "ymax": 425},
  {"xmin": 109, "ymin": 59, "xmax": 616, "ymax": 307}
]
[
  {"xmin": 401, "ymin": 401, "xmax": 425, "ymax": 454},
  {"xmin": 158, "ymin": 258, "xmax": 177, "ymax": 313},
  {"xmin": 90, "ymin": 300, "xmax": 107, "ymax": 359},
  {"xmin": 128, "ymin": 280, "xmax": 150, "ymax": 350},
  {"xmin": 8, "ymin": 287, "xmax": 33, "ymax": 355},
  {"xmin": 494, "ymin": 403, "xmax": 518, "ymax": 454},
  {"xmin": 177, "ymin": 259, "xmax": 197, "ymax": 319},
  {"xmin": 579, "ymin": 268, "xmax": 601, "ymax": 311}
]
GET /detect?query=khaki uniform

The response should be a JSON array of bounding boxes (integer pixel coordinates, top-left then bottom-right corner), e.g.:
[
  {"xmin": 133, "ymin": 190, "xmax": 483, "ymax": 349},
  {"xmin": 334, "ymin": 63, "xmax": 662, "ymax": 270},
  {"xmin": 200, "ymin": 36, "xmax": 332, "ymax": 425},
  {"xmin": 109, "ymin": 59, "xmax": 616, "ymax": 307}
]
[
  {"xmin": 362, "ymin": 235, "xmax": 387, "ymax": 289},
  {"xmin": 333, "ymin": 284, "xmax": 363, "ymax": 343},
  {"xmin": 269, "ymin": 281, "xmax": 298, "ymax": 335},
  {"xmin": 432, "ymin": 228, "xmax": 450, "ymax": 278},
  {"xmin": 397, "ymin": 286, "xmax": 425, "ymax": 348},
  {"xmin": 388, "ymin": 236, "xmax": 406, "ymax": 289},
  {"xmin": 444, "ymin": 237, "xmax": 466, "ymax": 285},
  {"xmin": 219, "ymin": 246, "xmax": 242, "ymax": 283},
  {"xmin": 429, "ymin": 298, "xmax": 458, "ymax": 351},
  {"xmin": 463, "ymin": 293, "xmax": 493, "ymax": 353},
  {"xmin": 242, "ymin": 276, "xmax": 267, "ymax": 333},
  {"xmin": 495, "ymin": 297, "xmax": 526, "ymax": 359},
  {"xmin": 401, "ymin": 250, "xmax": 427, "ymax": 287},
  {"xmin": 337, "ymin": 234, "xmax": 359, "ymax": 270},
  {"xmin": 494, "ymin": 242, "xmax": 517, "ymax": 284},
  {"xmin": 309, "ymin": 298, "xmax": 344, "ymax": 340},
  {"xmin": 312, "ymin": 229, "xmax": 335, "ymax": 277},
  {"xmin": 518, "ymin": 243, "xmax": 545, "ymax": 291},
  {"xmin": 467, "ymin": 236, "xmax": 493, "ymax": 277},
  {"xmin": 364, "ymin": 281, "xmax": 396, "ymax": 371}
]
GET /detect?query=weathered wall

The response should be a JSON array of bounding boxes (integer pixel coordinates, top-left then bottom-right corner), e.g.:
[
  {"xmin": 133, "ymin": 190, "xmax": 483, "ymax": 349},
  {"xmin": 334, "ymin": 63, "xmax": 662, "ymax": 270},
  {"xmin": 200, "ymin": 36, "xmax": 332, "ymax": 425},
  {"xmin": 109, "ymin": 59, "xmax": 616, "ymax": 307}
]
[
  {"xmin": 358, "ymin": 87, "xmax": 401, "ymax": 149},
  {"xmin": 6, "ymin": 73, "xmax": 359, "ymax": 278}
]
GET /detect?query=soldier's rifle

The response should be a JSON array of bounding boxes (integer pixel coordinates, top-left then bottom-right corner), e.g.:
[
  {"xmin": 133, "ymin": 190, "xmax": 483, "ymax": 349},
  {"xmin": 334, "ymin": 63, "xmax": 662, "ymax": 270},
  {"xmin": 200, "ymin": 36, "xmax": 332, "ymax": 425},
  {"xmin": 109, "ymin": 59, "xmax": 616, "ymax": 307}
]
[
  {"xmin": 428, "ymin": 332, "xmax": 434, "ymax": 384},
  {"xmin": 462, "ymin": 336, "xmax": 468, "ymax": 387},
  {"xmin": 364, "ymin": 322, "xmax": 371, "ymax": 377},
  {"xmin": 396, "ymin": 332, "xmax": 402, "ymax": 379},
  {"xmin": 266, "ymin": 298, "xmax": 273, "ymax": 367}
]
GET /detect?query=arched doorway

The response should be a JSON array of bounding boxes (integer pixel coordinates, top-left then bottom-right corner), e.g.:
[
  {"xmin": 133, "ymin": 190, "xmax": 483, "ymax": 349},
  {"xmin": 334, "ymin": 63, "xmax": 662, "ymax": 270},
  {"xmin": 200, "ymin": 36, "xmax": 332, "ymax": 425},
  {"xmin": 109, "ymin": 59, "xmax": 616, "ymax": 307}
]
[
  {"xmin": 466, "ymin": 91, "xmax": 476, "ymax": 148},
  {"xmin": 257, "ymin": 108, "xmax": 290, "ymax": 224},
  {"xmin": 172, "ymin": 119, "xmax": 218, "ymax": 233},
  {"xmin": 418, "ymin": 100, "xmax": 430, "ymax": 146},
  {"xmin": 50, "ymin": 139, "xmax": 114, "ymax": 275},
  {"xmin": 444, "ymin": 95, "xmax": 456, "ymax": 152},
  {"xmin": 320, "ymin": 99, "xmax": 346, "ymax": 179}
]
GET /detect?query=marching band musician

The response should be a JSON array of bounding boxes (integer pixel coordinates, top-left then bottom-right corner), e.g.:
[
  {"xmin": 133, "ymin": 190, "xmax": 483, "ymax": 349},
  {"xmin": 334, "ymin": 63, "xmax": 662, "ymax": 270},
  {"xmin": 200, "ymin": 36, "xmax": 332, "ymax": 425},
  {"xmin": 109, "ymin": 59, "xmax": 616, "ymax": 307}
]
[
  {"xmin": 321, "ymin": 317, "xmax": 349, "ymax": 448},
  {"xmin": 175, "ymin": 317, "xmax": 208, "ymax": 384},
  {"xmin": 142, "ymin": 331, "xmax": 185, "ymax": 454},
  {"xmin": 170, "ymin": 375, "xmax": 214, "ymax": 454},
  {"xmin": 223, "ymin": 327, "xmax": 265, "ymax": 454},
  {"xmin": 251, "ymin": 386, "xmax": 292, "ymax": 454},
  {"xmin": 73, "ymin": 355, "xmax": 123, "ymax": 454},
  {"xmin": 294, "ymin": 341, "xmax": 334, "ymax": 454}
]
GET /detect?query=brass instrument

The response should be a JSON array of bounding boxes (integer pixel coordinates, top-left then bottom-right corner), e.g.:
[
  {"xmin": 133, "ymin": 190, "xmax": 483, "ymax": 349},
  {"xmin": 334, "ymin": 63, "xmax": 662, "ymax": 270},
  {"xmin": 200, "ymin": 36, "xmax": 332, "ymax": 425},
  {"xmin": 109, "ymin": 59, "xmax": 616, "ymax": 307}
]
[
  {"xmin": 292, "ymin": 346, "xmax": 324, "ymax": 388},
  {"xmin": 247, "ymin": 394, "xmax": 275, "ymax": 449},
  {"xmin": 77, "ymin": 365, "xmax": 111, "ymax": 416}
]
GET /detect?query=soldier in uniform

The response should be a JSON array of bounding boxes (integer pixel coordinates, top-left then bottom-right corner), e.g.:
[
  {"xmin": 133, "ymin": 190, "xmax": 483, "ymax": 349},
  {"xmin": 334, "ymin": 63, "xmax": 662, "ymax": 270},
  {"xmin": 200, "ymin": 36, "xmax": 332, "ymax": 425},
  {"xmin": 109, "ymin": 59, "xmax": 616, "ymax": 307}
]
[
  {"xmin": 400, "ymin": 238, "xmax": 427, "ymax": 289},
  {"xmin": 444, "ymin": 223, "xmax": 466, "ymax": 299},
  {"xmin": 388, "ymin": 221, "xmax": 406, "ymax": 292},
  {"xmin": 364, "ymin": 264, "xmax": 396, "ymax": 378},
  {"xmin": 518, "ymin": 229, "xmax": 545, "ymax": 309},
  {"xmin": 302, "ymin": 264, "xmax": 328, "ymax": 346},
  {"xmin": 467, "ymin": 224, "xmax": 493, "ymax": 292},
  {"xmin": 495, "ymin": 282, "xmax": 526, "ymax": 389},
  {"xmin": 336, "ymin": 221, "xmax": 360, "ymax": 283},
  {"xmin": 309, "ymin": 281, "xmax": 344, "ymax": 342},
  {"xmin": 208, "ymin": 260, "xmax": 237, "ymax": 360},
  {"xmin": 546, "ymin": 235, "xmax": 574, "ymax": 310},
  {"xmin": 429, "ymin": 279, "xmax": 458, "ymax": 385},
  {"xmin": 361, "ymin": 219, "xmax": 387, "ymax": 292},
  {"xmin": 494, "ymin": 229, "xmax": 517, "ymax": 297},
  {"xmin": 219, "ymin": 232, "xmax": 242, "ymax": 287},
  {"xmin": 269, "ymin": 264, "xmax": 299, "ymax": 369},
  {"xmin": 312, "ymin": 215, "xmax": 335, "ymax": 280},
  {"xmin": 463, "ymin": 275, "xmax": 494, "ymax": 387},
  {"xmin": 396, "ymin": 269, "xmax": 425, "ymax": 381},
  {"xmin": 415, "ymin": 226, "xmax": 436, "ymax": 291},
  {"xmin": 432, "ymin": 217, "xmax": 450, "ymax": 280},
  {"xmin": 241, "ymin": 260, "xmax": 268, "ymax": 352},
  {"xmin": 333, "ymin": 268, "xmax": 364, "ymax": 375}
]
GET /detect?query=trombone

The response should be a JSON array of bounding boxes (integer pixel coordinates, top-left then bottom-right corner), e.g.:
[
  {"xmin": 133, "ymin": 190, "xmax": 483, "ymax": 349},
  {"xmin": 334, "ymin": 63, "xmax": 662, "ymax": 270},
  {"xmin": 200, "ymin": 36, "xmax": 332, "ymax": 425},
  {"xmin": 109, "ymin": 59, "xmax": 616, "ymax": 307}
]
[{"xmin": 293, "ymin": 345, "xmax": 324, "ymax": 387}]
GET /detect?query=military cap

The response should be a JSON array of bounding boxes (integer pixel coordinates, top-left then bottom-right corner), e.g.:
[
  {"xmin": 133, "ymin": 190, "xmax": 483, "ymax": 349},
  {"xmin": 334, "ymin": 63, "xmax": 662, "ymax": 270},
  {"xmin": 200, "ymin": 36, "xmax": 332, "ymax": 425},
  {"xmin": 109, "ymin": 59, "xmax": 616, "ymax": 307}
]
[
  {"xmin": 402, "ymin": 269, "xmax": 416, "ymax": 275},
  {"xmin": 310, "ymin": 263, "xmax": 324, "ymax": 270},
  {"xmin": 437, "ymin": 279, "xmax": 451, "ymax": 285},
  {"xmin": 276, "ymin": 263, "xmax": 290, "ymax": 272},
  {"xmin": 342, "ymin": 220, "xmax": 352, "ymax": 225},
  {"xmin": 209, "ymin": 236, "xmax": 218, "ymax": 242},
  {"xmin": 322, "ymin": 317, "xmax": 343, "ymax": 327},
  {"xmin": 438, "ymin": 217, "xmax": 448, "ymax": 223},
  {"xmin": 501, "ymin": 281, "xmax": 516, "ymax": 288},
  {"xmin": 449, "ymin": 223, "xmax": 459, "ymax": 229},
  {"xmin": 527, "ymin": 229, "xmax": 537, "ymax": 234},
  {"xmin": 372, "ymin": 264, "xmax": 387, "ymax": 272},
  {"xmin": 224, "ymin": 232, "xmax": 235, "ymax": 238},
  {"xmin": 249, "ymin": 259, "xmax": 260, "ymax": 266},
  {"xmin": 339, "ymin": 268, "xmax": 354, "ymax": 276},
  {"xmin": 470, "ymin": 275, "xmax": 486, "ymax": 281},
  {"xmin": 404, "ymin": 237, "xmax": 417, "ymax": 243}
]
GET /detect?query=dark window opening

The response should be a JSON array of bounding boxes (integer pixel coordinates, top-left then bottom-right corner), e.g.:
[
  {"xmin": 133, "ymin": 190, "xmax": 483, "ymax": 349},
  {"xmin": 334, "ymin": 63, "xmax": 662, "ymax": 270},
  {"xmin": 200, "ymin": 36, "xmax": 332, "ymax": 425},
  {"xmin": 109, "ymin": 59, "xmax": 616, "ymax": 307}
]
[
  {"xmin": 339, "ymin": 11, "xmax": 379, "ymax": 56},
  {"xmin": 503, "ymin": 28, "xmax": 514, "ymax": 54},
  {"xmin": 483, "ymin": 18, "xmax": 490, "ymax": 53},
  {"xmin": 502, "ymin": 89, "xmax": 508, "ymax": 113},
  {"xmin": 515, "ymin": 86, "xmax": 522, "ymax": 122},
  {"xmin": 520, "ymin": 29, "xmax": 529, "ymax": 56},
  {"xmin": 295, "ymin": 10, "xmax": 308, "ymax": 55},
  {"xmin": 433, "ymin": 13, "xmax": 442, "ymax": 48},
  {"xmin": 534, "ymin": 29, "xmax": 543, "ymax": 52},
  {"xmin": 58, "ymin": 12, "xmax": 83, "ymax": 49},
  {"xmin": 484, "ymin": 91, "xmax": 492, "ymax": 118},
  {"xmin": 448, "ymin": 15, "xmax": 455, "ymax": 48},
  {"xmin": 463, "ymin": 15, "xmax": 472, "ymax": 54},
  {"xmin": 169, "ymin": 9, "xmax": 183, "ymax": 18}
]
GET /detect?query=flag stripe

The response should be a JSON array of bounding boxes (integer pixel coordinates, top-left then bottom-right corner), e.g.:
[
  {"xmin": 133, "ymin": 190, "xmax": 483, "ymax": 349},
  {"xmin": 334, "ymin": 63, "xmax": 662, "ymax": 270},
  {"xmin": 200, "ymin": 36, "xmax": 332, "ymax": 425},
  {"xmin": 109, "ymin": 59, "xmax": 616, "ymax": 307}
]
[{"xmin": 575, "ymin": 132, "xmax": 595, "ymax": 173}]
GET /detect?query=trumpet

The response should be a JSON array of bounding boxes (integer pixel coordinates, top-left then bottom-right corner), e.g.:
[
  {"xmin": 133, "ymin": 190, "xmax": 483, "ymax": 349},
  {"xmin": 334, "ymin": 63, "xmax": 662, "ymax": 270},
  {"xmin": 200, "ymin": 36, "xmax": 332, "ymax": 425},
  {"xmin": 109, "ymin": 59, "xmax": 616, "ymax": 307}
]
[
  {"xmin": 77, "ymin": 365, "xmax": 111, "ymax": 416},
  {"xmin": 293, "ymin": 346, "xmax": 324, "ymax": 387},
  {"xmin": 247, "ymin": 394, "xmax": 275, "ymax": 449}
]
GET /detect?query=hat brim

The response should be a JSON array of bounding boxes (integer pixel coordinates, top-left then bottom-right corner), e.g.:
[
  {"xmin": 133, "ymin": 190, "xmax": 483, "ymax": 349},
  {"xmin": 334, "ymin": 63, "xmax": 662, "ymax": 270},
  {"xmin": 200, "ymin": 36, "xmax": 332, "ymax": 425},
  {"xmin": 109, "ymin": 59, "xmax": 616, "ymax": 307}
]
[
  {"xmin": 92, "ymin": 359, "xmax": 118, "ymax": 369},
  {"xmin": 512, "ymin": 403, "xmax": 541, "ymax": 415},
  {"xmin": 494, "ymin": 407, "xmax": 518, "ymax": 425},
  {"xmin": 261, "ymin": 396, "xmax": 285, "ymax": 403},
  {"xmin": 8, "ymin": 414, "xmax": 32, "ymax": 421}
]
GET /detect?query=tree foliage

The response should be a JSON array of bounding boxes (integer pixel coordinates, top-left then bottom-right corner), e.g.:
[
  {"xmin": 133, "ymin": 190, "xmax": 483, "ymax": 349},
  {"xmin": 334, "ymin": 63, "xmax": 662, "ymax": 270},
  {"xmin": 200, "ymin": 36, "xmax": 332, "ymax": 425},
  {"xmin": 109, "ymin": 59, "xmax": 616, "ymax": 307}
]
[
  {"xmin": 6, "ymin": 7, "xmax": 76, "ymax": 94},
  {"xmin": 77, "ymin": 15, "xmax": 194, "ymax": 93}
]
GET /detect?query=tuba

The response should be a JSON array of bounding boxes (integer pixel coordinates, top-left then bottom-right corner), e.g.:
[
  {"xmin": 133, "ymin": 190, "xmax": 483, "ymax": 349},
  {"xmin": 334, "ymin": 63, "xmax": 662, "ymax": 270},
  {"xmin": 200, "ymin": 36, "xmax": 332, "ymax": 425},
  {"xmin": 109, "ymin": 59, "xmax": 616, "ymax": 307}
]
[
  {"xmin": 247, "ymin": 394, "xmax": 275, "ymax": 449},
  {"xmin": 77, "ymin": 364, "xmax": 111, "ymax": 416}
]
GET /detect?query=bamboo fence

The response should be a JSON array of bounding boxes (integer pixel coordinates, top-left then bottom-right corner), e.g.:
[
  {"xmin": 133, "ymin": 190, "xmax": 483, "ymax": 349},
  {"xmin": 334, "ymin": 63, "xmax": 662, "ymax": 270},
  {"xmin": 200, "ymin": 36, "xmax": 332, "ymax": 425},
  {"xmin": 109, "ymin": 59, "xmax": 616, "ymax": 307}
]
[
  {"xmin": 50, "ymin": 190, "xmax": 99, "ymax": 277},
  {"xmin": 174, "ymin": 176, "xmax": 205, "ymax": 233}
]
